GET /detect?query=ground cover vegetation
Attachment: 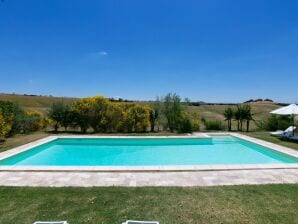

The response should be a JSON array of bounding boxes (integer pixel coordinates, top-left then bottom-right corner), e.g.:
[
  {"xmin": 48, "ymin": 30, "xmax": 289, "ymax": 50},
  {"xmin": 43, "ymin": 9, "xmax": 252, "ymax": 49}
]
[
  {"xmin": 0, "ymin": 185, "xmax": 297, "ymax": 224},
  {"xmin": 0, "ymin": 101, "xmax": 47, "ymax": 142},
  {"xmin": 0, "ymin": 93, "xmax": 296, "ymax": 146},
  {"xmin": 47, "ymin": 93, "xmax": 200, "ymax": 134}
]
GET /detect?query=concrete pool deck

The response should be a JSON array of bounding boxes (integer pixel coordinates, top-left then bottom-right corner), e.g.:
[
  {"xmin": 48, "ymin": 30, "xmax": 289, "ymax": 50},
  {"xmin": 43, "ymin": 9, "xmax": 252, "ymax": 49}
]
[
  {"xmin": 0, "ymin": 169, "xmax": 297, "ymax": 187},
  {"xmin": 0, "ymin": 133, "xmax": 297, "ymax": 186}
]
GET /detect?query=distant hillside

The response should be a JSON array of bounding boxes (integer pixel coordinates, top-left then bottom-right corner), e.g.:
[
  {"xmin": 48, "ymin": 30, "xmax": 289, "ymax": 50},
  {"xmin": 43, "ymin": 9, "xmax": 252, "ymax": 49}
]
[
  {"xmin": 0, "ymin": 93, "xmax": 281, "ymax": 130},
  {"xmin": 0, "ymin": 93, "xmax": 77, "ymax": 113},
  {"xmin": 186, "ymin": 101, "xmax": 279, "ymax": 121}
]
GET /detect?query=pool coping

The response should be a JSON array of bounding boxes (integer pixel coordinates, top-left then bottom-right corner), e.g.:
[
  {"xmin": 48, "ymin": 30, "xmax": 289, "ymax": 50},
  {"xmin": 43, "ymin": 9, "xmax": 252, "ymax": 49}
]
[{"xmin": 0, "ymin": 133, "xmax": 297, "ymax": 172}]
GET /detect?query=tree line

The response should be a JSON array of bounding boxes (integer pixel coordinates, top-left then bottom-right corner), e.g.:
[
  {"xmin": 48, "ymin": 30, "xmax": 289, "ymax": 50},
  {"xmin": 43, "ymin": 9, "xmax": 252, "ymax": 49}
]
[
  {"xmin": 0, "ymin": 101, "xmax": 47, "ymax": 141},
  {"xmin": 48, "ymin": 93, "xmax": 200, "ymax": 134},
  {"xmin": 223, "ymin": 104, "xmax": 254, "ymax": 132}
]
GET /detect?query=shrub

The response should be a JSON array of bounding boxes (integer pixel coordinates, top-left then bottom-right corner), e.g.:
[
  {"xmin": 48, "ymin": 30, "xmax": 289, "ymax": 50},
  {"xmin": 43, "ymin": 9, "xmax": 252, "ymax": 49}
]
[
  {"xmin": 204, "ymin": 120, "xmax": 225, "ymax": 131},
  {"xmin": 190, "ymin": 112, "xmax": 200, "ymax": 131},
  {"xmin": 0, "ymin": 100, "xmax": 23, "ymax": 135},
  {"xmin": 122, "ymin": 104, "xmax": 150, "ymax": 132},
  {"xmin": 0, "ymin": 111, "xmax": 12, "ymax": 141},
  {"xmin": 48, "ymin": 101, "xmax": 72, "ymax": 132},
  {"xmin": 12, "ymin": 111, "xmax": 43, "ymax": 134},
  {"xmin": 259, "ymin": 115, "xmax": 292, "ymax": 131},
  {"xmin": 42, "ymin": 116, "xmax": 53, "ymax": 129},
  {"xmin": 178, "ymin": 112, "xmax": 193, "ymax": 133},
  {"xmin": 161, "ymin": 93, "xmax": 182, "ymax": 132},
  {"xmin": 149, "ymin": 108, "xmax": 159, "ymax": 132},
  {"xmin": 224, "ymin": 107, "xmax": 234, "ymax": 131},
  {"xmin": 191, "ymin": 118, "xmax": 200, "ymax": 131}
]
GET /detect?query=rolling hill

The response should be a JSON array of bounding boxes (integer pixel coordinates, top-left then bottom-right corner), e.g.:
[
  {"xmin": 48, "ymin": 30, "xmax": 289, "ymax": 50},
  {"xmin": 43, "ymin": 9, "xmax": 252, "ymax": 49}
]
[
  {"xmin": 0, "ymin": 93, "xmax": 77, "ymax": 113},
  {"xmin": 0, "ymin": 93, "xmax": 281, "ymax": 130}
]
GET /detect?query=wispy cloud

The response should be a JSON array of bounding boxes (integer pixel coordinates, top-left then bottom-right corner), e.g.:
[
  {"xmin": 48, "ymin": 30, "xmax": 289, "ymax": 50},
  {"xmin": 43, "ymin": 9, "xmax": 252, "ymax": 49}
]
[
  {"xmin": 86, "ymin": 51, "xmax": 109, "ymax": 61},
  {"xmin": 97, "ymin": 51, "xmax": 108, "ymax": 56}
]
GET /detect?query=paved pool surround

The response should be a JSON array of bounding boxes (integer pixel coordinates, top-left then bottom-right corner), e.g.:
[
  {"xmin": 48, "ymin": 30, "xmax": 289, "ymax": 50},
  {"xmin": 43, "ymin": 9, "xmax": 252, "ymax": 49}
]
[{"xmin": 0, "ymin": 133, "xmax": 297, "ymax": 186}]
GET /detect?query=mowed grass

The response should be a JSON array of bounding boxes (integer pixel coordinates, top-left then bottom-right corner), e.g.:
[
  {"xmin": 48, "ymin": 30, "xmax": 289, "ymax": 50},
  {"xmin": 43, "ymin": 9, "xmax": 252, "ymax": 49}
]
[
  {"xmin": 0, "ymin": 185, "xmax": 297, "ymax": 224},
  {"xmin": 245, "ymin": 131, "xmax": 298, "ymax": 150},
  {"xmin": 0, "ymin": 132, "xmax": 50, "ymax": 152}
]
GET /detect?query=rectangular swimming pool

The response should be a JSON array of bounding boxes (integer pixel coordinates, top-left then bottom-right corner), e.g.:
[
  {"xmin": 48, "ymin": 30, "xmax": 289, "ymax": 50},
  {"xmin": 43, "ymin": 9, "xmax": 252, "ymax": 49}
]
[{"xmin": 0, "ymin": 136, "xmax": 297, "ymax": 166}]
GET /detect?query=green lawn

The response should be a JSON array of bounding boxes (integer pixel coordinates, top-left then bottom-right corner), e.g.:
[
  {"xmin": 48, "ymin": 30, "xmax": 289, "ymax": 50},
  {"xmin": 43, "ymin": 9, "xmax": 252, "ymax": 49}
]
[
  {"xmin": 0, "ymin": 185, "xmax": 297, "ymax": 224},
  {"xmin": 0, "ymin": 132, "xmax": 50, "ymax": 152},
  {"xmin": 245, "ymin": 131, "xmax": 298, "ymax": 150}
]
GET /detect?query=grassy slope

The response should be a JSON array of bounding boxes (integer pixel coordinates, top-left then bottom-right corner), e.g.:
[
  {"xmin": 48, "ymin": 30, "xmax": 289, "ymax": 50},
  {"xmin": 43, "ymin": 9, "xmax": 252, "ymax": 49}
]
[
  {"xmin": 0, "ymin": 93, "xmax": 281, "ymax": 129},
  {"xmin": 0, "ymin": 185, "xmax": 297, "ymax": 224},
  {"xmin": 0, "ymin": 93, "xmax": 76, "ymax": 113},
  {"xmin": 186, "ymin": 101, "xmax": 280, "ymax": 130},
  {"xmin": 245, "ymin": 131, "xmax": 298, "ymax": 150}
]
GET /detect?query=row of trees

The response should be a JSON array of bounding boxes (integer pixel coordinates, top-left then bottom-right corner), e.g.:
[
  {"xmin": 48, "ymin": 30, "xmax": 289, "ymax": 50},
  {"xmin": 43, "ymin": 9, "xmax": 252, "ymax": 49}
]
[
  {"xmin": 48, "ymin": 94, "xmax": 200, "ymax": 134},
  {"xmin": 223, "ymin": 104, "xmax": 254, "ymax": 132},
  {"xmin": 0, "ymin": 101, "xmax": 46, "ymax": 141}
]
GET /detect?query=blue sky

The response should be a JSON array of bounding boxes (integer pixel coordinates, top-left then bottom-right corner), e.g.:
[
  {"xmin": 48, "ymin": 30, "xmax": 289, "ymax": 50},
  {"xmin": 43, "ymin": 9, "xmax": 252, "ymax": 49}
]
[{"xmin": 0, "ymin": 0, "xmax": 298, "ymax": 103}]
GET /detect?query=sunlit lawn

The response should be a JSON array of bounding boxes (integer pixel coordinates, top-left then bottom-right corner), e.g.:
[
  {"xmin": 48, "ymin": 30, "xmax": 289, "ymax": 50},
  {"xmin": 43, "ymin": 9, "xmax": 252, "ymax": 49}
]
[
  {"xmin": 0, "ymin": 185, "xmax": 298, "ymax": 224},
  {"xmin": 245, "ymin": 131, "xmax": 298, "ymax": 150},
  {"xmin": 0, "ymin": 132, "xmax": 298, "ymax": 224}
]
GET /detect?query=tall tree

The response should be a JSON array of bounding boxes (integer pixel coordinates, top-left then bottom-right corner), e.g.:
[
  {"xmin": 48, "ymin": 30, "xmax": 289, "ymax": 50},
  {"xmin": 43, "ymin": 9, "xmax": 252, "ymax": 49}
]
[
  {"xmin": 162, "ymin": 93, "xmax": 182, "ymax": 132},
  {"xmin": 234, "ymin": 105, "xmax": 245, "ymax": 131},
  {"xmin": 224, "ymin": 107, "xmax": 234, "ymax": 131},
  {"xmin": 0, "ymin": 111, "xmax": 11, "ymax": 141},
  {"xmin": 242, "ymin": 104, "xmax": 253, "ymax": 132},
  {"xmin": 149, "ymin": 99, "xmax": 161, "ymax": 132},
  {"xmin": 48, "ymin": 101, "xmax": 71, "ymax": 132}
]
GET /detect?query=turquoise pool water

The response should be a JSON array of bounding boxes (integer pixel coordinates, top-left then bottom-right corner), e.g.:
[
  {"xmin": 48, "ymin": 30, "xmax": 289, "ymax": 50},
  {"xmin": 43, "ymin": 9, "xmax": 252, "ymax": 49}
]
[{"xmin": 0, "ymin": 136, "xmax": 297, "ymax": 166}]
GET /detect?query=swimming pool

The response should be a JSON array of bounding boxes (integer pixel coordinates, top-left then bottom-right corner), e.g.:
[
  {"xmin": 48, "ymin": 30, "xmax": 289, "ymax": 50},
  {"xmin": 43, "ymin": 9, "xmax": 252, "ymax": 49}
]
[{"xmin": 0, "ymin": 135, "xmax": 297, "ymax": 166}]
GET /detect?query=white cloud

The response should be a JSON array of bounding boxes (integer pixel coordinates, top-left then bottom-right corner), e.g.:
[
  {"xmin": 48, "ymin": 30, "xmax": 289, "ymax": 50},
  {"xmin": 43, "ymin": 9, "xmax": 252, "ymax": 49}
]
[
  {"xmin": 97, "ymin": 51, "xmax": 108, "ymax": 56},
  {"xmin": 85, "ymin": 51, "xmax": 109, "ymax": 61}
]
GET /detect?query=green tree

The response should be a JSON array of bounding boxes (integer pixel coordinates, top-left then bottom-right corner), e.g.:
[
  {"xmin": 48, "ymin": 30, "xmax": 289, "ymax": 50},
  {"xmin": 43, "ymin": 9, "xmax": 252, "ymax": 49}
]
[
  {"xmin": 87, "ymin": 96, "xmax": 110, "ymax": 132},
  {"xmin": 0, "ymin": 100, "xmax": 23, "ymax": 135},
  {"xmin": 224, "ymin": 107, "xmax": 234, "ymax": 131},
  {"xmin": 184, "ymin": 97, "xmax": 191, "ymax": 106},
  {"xmin": 71, "ymin": 100, "xmax": 90, "ymax": 133},
  {"xmin": 178, "ymin": 111, "xmax": 193, "ymax": 133},
  {"xmin": 149, "ymin": 100, "xmax": 160, "ymax": 132},
  {"xmin": 107, "ymin": 103, "xmax": 125, "ymax": 132},
  {"xmin": 48, "ymin": 101, "xmax": 71, "ymax": 132},
  {"xmin": 13, "ymin": 111, "xmax": 44, "ymax": 134},
  {"xmin": 162, "ymin": 93, "xmax": 182, "ymax": 132},
  {"xmin": 234, "ymin": 105, "xmax": 245, "ymax": 131},
  {"xmin": 0, "ymin": 111, "xmax": 11, "ymax": 141},
  {"xmin": 124, "ymin": 104, "xmax": 150, "ymax": 133},
  {"xmin": 242, "ymin": 104, "xmax": 253, "ymax": 132},
  {"xmin": 149, "ymin": 109, "xmax": 158, "ymax": 132}
]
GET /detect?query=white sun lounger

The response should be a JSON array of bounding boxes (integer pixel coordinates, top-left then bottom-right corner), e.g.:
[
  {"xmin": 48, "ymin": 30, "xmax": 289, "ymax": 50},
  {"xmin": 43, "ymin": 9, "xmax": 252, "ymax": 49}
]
[
  {"xmin": 270, "ymin": 126, "xmax": 296, "ymax": 137},
  {"xmin": 33, "ymin": 222, "xmax": 68, "ymax": 224},
  {"xmin": 122, "ymin": 220, "xmax": 159, "ymax": 224},
  {"xmin": 287, "ymin": 135, "xmax": 298, "ymax": 141}
]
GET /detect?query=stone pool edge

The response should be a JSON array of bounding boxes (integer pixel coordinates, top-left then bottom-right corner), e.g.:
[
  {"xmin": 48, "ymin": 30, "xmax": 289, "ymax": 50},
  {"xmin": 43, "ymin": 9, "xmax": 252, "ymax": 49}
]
[{"xmin": 0, "ymin": 133, "xmax": 297, "ymax": 172}]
